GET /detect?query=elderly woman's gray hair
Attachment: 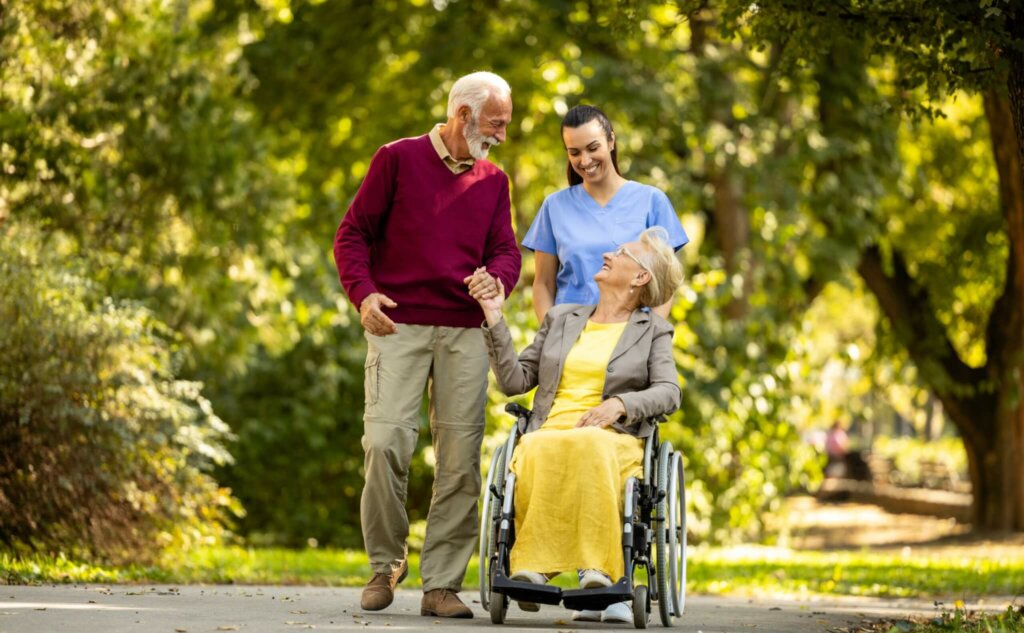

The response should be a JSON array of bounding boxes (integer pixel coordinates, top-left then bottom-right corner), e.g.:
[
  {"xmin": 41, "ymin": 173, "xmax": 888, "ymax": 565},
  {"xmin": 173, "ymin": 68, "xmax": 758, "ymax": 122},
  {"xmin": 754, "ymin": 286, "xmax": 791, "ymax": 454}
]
[
  {"xmin": 446, "ymin": 71, "xmax": 512, "ymax": 119},
  {"xmin": 635, "ymin": 226, "xmax": 684, "ymax": 308}
]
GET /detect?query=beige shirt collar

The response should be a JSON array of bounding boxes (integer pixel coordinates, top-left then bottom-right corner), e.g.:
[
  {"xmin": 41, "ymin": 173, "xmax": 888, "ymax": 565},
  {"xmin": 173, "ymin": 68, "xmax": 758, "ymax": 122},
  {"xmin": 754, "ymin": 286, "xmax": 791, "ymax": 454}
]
[{"xmin": 429, "ymin": 123, "xmax": 475, "ymax": 174}]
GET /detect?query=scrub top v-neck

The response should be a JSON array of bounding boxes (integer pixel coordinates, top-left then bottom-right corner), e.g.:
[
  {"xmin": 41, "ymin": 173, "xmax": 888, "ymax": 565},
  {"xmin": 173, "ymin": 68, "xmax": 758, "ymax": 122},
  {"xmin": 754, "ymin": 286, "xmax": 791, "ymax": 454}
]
[{"xmin": 523, "ymin": 181, "xmax": 689, "ymax": 306}]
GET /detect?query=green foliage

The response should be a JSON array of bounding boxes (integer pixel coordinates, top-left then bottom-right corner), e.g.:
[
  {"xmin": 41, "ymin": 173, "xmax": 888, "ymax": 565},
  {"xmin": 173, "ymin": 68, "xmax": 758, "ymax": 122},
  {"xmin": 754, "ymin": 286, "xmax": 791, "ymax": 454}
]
[
  {"xmin": 0, "ymin": 224, "xmax": 237, "ymax": 562},
  {"xmin": 878, "ymin": 97, "xmax": 1005, "ymax": 369},
  {"xmin": 707, "ymin": 0, "xmax": 1021, "ymax": 104},
  {"xmin": 1, "ymin": 0, "xmax": 376, "ymax": 549},
  {"xmin": 210, "ymin": 322, "xmax": 374, "ymax": 548},
  {"xmin": 3, "ymin": 0, "xmax": 1014, "ymax": 553},
  {"xmin": 668, "ymin": 270, "xmax": 822, "ymax": 543}
]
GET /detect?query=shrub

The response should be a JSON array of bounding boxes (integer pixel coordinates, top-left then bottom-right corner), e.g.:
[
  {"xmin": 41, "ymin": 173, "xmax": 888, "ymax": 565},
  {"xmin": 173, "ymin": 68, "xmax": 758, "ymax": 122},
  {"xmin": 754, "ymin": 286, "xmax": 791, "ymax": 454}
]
[{"xmin": 0, "ymin": 224, "xmax": 239, "ymax": 563}]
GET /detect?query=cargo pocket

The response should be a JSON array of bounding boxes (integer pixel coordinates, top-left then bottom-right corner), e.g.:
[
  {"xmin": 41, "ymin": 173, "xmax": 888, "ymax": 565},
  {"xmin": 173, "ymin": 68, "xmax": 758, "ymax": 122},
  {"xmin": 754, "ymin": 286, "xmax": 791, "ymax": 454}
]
[{"xmin": 364, "ymin": 349, "xmax": 381, "ymax": 406}]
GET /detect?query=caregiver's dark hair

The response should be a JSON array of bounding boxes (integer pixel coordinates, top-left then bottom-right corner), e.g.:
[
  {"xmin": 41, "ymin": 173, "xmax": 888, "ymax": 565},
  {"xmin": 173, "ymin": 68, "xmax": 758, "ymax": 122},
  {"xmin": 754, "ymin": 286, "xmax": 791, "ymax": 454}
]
[{"xmin": 561, "ymin": 105, "xmax": 620, "ymax": 186}]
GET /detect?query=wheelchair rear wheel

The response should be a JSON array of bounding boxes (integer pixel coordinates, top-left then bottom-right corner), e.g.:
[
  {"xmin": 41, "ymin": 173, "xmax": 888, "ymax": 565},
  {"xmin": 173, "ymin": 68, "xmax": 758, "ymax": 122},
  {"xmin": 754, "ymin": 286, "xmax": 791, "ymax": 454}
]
[
  {"xmin": 668, "ymin": 451, "xmax": 687, "ymax": 616},
  {"xmin": 655, "ymin": 441, "xmax": 674, "ymax": 626},
  {"xmin": 479, "ymin": 443, "xmax": 507, "ymax": 610}
]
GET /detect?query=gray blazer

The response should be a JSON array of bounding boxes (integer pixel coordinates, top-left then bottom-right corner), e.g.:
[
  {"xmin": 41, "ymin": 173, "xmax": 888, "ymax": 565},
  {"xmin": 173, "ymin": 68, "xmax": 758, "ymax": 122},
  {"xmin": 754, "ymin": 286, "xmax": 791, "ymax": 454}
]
[{"xmin": 481, "ymin": 303, "xmax": 680, "ymax": 438}]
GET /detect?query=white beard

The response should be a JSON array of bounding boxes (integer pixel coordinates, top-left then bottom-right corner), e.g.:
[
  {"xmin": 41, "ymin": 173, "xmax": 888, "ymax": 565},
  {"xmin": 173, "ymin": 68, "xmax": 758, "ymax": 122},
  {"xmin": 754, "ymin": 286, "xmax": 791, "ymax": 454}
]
[{"xmin": 464, "ymin": 118, "xmax": 500, "ymax": 160}]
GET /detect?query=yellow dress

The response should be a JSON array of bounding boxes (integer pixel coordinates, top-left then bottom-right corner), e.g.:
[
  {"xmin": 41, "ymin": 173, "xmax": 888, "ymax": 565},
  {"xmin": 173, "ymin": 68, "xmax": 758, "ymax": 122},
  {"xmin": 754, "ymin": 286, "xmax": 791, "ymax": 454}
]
[{"xmin": 508, "ymin": 320, "xmax": 643, "ymax": 581}]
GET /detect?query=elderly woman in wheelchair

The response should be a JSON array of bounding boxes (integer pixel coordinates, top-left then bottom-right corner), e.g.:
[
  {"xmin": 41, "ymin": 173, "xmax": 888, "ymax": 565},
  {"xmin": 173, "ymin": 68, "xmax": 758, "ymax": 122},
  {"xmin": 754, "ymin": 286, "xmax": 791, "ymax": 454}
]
[{"xmin": 469, "ymin": 227, "xmax": 687, "ymax": 628}]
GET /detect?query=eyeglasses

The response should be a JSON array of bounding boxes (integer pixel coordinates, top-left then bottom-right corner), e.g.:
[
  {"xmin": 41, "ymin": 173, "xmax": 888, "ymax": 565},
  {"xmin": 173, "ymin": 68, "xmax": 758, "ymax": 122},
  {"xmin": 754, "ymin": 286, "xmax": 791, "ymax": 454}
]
[{"xmin": 610, "ymin": 246, "xmax": 650, "ymax": 272}]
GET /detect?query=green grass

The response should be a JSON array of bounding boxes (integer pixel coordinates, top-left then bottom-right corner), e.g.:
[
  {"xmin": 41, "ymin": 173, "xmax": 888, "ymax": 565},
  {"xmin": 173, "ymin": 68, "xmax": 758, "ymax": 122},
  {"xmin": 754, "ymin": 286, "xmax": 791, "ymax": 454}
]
[
  {"xmin": 3, "ymin": 545, "xmax": 1023, "ymax": 600},
  {"xmin": 0, "ymin": 547, "xmax": 389, "ymax": 586},
  {"xmin": 688, "ymin": 547, "xmax": 1024, "ymax": 598}
]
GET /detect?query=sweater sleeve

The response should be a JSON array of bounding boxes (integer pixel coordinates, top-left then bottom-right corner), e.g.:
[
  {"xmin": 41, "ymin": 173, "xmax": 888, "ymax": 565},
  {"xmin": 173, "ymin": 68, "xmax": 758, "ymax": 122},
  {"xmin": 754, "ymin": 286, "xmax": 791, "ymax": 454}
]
[
  {"xmin": 483, "ymin": 174, "xmax": 522, "ymax": 297},
  {"xmin": 333, "ymin": 145, "xmax": 397, "ymax": 309}
]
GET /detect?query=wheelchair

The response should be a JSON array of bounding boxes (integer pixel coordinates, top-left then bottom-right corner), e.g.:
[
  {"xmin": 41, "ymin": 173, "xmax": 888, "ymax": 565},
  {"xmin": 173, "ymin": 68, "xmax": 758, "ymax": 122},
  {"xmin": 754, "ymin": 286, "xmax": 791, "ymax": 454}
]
[{"xmin": 478, "ymin": 403, "xmax": 687, "ymax": 628}]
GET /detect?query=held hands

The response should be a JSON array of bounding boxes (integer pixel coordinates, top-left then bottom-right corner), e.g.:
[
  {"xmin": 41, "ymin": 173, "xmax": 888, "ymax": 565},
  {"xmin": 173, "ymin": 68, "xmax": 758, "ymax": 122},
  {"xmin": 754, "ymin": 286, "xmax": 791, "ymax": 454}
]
[
  {"xmin": 465, "ymin": 267, "xmax": 505, "ymax": 324},
  {"xmin": 576, "ymin": 397, "xmax": 626, "ymax": 429},
  {"xmin": 360, "ymin": 292, "xmax": 399, "ymax": 336}
]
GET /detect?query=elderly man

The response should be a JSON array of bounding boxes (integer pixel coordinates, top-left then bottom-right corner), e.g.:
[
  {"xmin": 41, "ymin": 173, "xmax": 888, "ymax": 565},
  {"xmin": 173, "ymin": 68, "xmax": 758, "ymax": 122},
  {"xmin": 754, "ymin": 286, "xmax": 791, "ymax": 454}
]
[{"xmin": 334, "ymin": 71, "xmax": 519, "ymax": 619}]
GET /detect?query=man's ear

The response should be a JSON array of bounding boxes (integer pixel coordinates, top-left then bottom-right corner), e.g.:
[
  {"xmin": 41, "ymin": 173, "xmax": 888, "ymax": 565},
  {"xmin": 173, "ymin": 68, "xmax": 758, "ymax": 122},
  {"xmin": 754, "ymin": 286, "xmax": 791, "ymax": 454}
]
[{"xmin": 459, "ymin": 104, "xmax": 472, "ymax": 123}]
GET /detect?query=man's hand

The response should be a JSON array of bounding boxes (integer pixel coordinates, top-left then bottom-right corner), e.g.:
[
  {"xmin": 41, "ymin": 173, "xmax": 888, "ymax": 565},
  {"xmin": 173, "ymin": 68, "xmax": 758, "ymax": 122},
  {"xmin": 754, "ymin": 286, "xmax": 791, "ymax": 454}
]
[
  {"xmin": 576, "ymin": 397, "xmax": 626, "ymax": 429},
  {"xmin": 464, "ymin": 266, "xmax": 500, "ymax": 301},
  {"xmin": 360, "ymin": 293, "xmax": 399, "ymax": 336},
  {"xmin": 465, "ymin": 267, "xmax": 505, "ymax": 325}
]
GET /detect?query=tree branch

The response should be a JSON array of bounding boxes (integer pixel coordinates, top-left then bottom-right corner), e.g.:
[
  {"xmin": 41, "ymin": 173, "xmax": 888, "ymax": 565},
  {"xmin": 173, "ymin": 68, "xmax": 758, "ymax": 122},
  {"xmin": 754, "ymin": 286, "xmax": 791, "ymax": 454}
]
[{"xmin": 857, "ymin": 245, "xmax": 995, "ymax": 445}]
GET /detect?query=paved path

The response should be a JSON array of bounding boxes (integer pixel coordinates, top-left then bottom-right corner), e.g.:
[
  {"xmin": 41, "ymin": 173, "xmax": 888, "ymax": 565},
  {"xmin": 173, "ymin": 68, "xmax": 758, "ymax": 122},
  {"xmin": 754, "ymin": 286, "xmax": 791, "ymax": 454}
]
[{"xmin": 0, "ymin": 585, "xmax": 995, "ymax": 633}]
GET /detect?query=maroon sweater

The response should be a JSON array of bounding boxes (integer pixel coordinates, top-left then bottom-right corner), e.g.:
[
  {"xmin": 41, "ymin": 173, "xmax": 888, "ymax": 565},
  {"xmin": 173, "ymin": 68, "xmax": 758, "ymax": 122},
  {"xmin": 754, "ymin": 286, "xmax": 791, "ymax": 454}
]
[{"xmin": 334, "ymin": 134, "xmax": 521, "ymax": 328}]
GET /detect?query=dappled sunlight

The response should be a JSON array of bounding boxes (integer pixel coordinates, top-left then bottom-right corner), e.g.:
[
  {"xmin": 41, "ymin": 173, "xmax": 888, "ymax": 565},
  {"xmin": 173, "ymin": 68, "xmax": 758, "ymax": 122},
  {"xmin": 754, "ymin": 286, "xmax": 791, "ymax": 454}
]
[{"xmin": 5, "ymin": 602, "xmax": 159, "ymax": 612}]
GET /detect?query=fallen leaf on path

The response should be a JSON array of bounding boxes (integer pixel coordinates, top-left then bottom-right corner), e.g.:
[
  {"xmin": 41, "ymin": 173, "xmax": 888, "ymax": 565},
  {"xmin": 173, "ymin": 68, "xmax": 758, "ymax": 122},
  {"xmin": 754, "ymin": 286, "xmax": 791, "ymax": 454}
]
[
  {"xmin": 175, "ymin": 628, "xmax": 187, "ymax": 632},
  {"xmin": 216, "ymin": 626, "xmax": 241, "ymax": 631},
  {"xmin": 289, "ymin": 610, "xmax": 307, "ymax": 614}
]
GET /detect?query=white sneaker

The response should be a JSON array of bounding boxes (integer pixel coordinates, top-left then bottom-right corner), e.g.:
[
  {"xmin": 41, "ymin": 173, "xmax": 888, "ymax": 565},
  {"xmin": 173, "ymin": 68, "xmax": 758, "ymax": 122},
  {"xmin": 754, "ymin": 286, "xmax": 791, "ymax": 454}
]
[
  {"xmin": 601, "ymin": 601, "xmax": 633, "ymax": 623},
  {"xmin": 509, "ymin": 570, "xmax": 547, "ymax": 612},
  {"xmin": 571, "ymin": 609, "xmax": 603, "ymax": 621},
  {"xmin": 578, "ymin": 569, "xmax": 613, "ymax": 589}
]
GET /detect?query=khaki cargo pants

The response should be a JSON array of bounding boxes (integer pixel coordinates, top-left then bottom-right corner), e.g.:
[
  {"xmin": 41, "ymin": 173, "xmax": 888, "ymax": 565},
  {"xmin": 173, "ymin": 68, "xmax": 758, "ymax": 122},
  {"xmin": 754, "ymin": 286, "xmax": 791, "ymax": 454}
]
[{"xmin": 360, "ymin": 325, "xmax": 488, "ymax": 592}]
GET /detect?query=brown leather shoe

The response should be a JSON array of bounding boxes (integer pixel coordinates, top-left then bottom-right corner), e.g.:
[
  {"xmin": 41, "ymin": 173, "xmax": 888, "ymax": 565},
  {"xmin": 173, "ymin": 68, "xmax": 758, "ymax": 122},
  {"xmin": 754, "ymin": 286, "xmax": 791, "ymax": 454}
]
[
  {"xmin": 360, "ymin": 560, "xmax": 408, "ymax": 611},
  {"xmin": 420, "ymin": 588, "xmax": 473, "ymax": 618}
]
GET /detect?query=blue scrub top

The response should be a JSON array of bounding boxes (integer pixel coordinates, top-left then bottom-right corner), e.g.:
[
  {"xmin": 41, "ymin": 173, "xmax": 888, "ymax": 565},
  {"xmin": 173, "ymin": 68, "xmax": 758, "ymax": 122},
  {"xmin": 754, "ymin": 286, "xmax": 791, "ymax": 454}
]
[{"xmin": 523, "ymin": 181, "xmax": 689, "ymax": 306}]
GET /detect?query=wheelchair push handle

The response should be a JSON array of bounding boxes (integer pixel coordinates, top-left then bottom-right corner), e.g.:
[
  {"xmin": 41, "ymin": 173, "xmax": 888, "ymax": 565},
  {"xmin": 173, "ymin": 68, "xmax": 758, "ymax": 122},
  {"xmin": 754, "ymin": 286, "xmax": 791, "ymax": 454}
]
[{"xmin": 504, "ymin": 403, "xmax": 532, "ymax": 419}]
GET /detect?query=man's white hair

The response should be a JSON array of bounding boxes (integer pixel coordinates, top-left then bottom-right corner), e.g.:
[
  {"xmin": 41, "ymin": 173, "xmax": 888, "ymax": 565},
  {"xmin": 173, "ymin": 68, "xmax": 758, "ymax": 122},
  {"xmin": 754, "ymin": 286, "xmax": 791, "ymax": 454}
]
[{"xmin": 446, "ymin": 71, "xmax": 511, "ymax": 119}]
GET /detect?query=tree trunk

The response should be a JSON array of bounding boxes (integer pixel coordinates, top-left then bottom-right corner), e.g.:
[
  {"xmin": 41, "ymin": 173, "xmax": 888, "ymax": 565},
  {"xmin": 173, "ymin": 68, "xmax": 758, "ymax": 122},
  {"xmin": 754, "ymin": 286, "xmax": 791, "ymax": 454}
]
[
  {"xmin": 979, "ymin": 79, "xmax": 1024, "ymax": 530},
  {"xmin": 689, "ymin": 6, "xmax": 750, "ymax": 320}
]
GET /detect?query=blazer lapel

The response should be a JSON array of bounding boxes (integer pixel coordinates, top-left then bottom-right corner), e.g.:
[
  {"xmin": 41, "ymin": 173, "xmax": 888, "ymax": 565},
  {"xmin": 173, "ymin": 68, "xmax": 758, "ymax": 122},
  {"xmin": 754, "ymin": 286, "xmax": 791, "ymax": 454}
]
[
  {"xmin": 558, "ymin": 305, "xmax": 596, "ymax": 368},
  {"xmin": 608, "ymin": 309, "xmax": 651, "ymax": 364}
]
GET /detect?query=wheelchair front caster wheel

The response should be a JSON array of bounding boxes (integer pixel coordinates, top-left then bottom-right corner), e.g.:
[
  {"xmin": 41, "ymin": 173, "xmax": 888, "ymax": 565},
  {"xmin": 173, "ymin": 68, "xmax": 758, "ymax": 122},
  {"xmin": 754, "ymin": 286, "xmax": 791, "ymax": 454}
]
[
  {"xmin": 632, "ymin": 584, "xmax": 649, "ymax": 629},
  {"xmin": 489, "ymin": 590, "xmax": 508, "ymax": 624}
]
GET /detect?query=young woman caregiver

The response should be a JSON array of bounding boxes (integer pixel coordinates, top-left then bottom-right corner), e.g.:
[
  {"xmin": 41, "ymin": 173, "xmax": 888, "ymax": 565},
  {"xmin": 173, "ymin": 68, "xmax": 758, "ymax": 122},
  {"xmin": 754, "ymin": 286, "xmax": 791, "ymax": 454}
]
[{"xmin": 523, "ymin": 105, "xmax": 689, "ymax": 321}]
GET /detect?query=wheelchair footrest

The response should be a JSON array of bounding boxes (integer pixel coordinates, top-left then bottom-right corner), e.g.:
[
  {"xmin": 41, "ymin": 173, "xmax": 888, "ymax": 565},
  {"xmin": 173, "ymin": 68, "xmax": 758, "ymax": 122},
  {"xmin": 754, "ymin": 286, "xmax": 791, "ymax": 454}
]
[
  {"xmin": 492, "ymin": 572, "xmax": 564, "ymax": 606},
  {"xmin": 561, "ymin": 577, "xmax": 634, "ymax": 611}
]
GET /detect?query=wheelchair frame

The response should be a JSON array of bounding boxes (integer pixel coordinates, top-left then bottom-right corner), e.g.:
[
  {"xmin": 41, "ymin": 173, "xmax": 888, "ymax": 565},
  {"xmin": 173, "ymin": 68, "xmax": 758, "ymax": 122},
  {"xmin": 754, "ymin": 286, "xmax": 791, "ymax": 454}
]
[{"xmin": 478, "ymin": 403, "xmax": 686, "ymax": 628}]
